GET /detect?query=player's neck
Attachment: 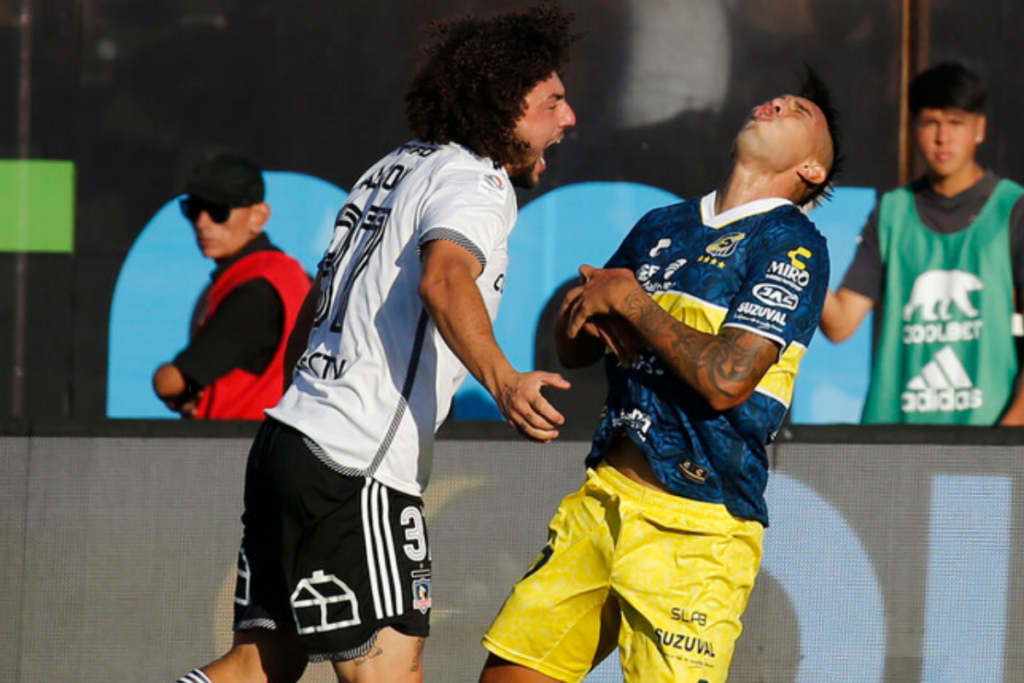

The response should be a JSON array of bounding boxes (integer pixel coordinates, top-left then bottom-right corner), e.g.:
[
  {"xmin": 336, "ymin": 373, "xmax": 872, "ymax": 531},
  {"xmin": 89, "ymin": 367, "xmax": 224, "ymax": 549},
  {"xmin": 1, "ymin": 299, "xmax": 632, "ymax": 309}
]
[{"xmin": 716, "ymin": 164, "xmax": 797, "ymax": 212}]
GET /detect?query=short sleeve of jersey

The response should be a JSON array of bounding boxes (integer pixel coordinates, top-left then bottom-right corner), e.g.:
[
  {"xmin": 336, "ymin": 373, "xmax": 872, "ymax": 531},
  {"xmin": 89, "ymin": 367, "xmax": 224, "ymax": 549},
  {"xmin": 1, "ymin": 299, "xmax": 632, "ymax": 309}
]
[
  {"xmin": 723, "ymin": 211, "xmax": 829, "ymax": 351},
  {"xmin": 417, "ymin": 164, "xmax": 515, "ymax": 268}
]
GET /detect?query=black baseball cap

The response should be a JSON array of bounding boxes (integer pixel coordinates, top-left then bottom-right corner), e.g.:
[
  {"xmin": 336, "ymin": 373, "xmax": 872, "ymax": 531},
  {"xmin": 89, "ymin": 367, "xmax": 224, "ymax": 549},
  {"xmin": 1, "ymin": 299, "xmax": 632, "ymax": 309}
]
[{"xmin": 184, "ymin": 153, "xmax": 265, "ymax": 206}]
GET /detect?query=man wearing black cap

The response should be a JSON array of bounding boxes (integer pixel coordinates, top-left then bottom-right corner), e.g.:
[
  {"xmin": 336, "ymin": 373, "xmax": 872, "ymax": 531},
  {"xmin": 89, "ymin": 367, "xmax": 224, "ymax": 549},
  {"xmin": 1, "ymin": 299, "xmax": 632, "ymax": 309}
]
[{"xmin": 152, "ymin": 153, "xmax": 311, "ymax": 419}]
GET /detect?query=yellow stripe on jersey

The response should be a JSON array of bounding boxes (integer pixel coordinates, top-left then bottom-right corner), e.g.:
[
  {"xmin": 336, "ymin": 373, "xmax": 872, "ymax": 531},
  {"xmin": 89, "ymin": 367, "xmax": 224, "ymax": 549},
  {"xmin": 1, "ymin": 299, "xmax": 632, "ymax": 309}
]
[
  {"xmin": 755, "ymin": 341, "xmax": 805, "ymax": 407},
  {"xmin": 650, "ymin": 291, "xmax": 805, "ymax": 407},
  {"xmin": 651, "ymin": 291, "xmax": 726, "ymax": 336}
]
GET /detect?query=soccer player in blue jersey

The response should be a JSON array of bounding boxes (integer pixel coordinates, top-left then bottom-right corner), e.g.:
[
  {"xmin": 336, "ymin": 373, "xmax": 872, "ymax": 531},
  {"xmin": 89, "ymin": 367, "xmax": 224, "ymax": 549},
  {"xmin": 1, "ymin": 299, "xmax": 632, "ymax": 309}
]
[{"xmin": 479, "ymin": 68, "xmax": 841, "ymax": 683}]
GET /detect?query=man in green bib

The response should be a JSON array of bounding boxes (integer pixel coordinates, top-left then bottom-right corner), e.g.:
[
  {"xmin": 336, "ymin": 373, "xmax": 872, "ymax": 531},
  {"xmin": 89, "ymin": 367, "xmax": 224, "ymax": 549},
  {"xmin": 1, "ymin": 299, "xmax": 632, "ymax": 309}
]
[{"xmin": 820, "ymin": 62, "xmax": 1024, "ymax": 425}]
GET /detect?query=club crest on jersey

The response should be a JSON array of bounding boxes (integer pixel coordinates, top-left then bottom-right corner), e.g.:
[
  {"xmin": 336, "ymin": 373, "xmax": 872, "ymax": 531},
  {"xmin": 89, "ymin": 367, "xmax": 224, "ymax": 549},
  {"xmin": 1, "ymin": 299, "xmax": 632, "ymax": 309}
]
[
  {"xmin": 698, "ymin": 232, "xmax": 746, "ymax": 268},
  {"xmin": 412, "ymin": 578, "xmax": 432, "ymax": 614},
  {"xmin": 477, "ymin": 173, "xmax": 507, "ymax": 203}
]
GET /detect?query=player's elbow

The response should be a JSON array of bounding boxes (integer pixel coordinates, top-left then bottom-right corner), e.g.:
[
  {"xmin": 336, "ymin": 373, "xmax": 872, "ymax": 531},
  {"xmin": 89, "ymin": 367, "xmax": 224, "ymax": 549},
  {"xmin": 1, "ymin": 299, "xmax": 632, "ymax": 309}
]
[
  {"xmin": 702, "ymin": 380, "xmax": 759, "ymax": 412},
  {"xmin": 818, "ymin": 320, "xmax": 855, "ymax": 343},
  {"xmin": 417, "ymin": 272, "xmax": 447, "ymax": 313}
]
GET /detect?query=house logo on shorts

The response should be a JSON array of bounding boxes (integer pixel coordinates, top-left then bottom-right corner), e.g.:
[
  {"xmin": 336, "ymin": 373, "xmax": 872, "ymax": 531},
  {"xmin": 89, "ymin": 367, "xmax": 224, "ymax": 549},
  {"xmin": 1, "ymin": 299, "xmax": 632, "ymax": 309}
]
[
  {"xmin": 290, "ymin": 570, "xmax": 361, "ymax": 634},
  {"xmin": 901, "ymin": 346, "xmax": 982, "ymax": 415}
]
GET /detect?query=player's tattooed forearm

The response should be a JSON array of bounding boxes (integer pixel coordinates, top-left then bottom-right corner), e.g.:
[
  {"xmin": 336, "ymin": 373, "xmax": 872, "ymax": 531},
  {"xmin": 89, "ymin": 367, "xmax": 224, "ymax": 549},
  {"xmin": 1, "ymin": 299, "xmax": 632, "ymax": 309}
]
[
  {"xmin": 702, "ymin": 332, "xmax": 765, "ymax": 397},
  {"xmin": 623, "ymin": 289, "xmax": 700, "ymax": 355},
  {"xmin": 623, "ymin": 288, "xmax": 768, "ymax": 400},
  {"xmin": 625, "ymin": 288, "xmax": 704, "ymax": 362}
]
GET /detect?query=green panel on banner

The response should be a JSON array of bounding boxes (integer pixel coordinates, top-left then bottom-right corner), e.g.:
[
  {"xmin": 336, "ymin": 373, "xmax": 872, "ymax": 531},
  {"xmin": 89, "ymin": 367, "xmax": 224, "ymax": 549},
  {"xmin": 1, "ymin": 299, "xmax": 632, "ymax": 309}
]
[{"xmin": 0, "ymin": 160, "xmax": 75, "ymax": 253}]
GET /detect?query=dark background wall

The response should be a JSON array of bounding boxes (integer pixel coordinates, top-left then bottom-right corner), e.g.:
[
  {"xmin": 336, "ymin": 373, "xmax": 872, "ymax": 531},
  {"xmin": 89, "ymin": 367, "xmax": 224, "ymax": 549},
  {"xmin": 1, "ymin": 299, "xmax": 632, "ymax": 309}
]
[{"xmin": 1, "ymin": 0, "xmax": 1021, "ymax": 418}]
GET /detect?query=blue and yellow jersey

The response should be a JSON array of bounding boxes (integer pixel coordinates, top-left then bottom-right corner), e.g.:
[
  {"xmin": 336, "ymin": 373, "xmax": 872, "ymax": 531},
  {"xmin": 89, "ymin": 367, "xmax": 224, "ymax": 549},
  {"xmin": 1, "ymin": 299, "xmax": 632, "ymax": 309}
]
[{"xmin": 586, "ymin": 193, "xmax": 829, "ymax": 525}]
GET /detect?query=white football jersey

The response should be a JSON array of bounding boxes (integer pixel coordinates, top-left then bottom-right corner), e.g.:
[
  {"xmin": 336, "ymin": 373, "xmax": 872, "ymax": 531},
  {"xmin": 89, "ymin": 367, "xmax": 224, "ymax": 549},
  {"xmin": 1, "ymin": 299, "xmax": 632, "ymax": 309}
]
[{"xmin": 267, "ymin": 141, "xmax": 516, "ymax": 496}]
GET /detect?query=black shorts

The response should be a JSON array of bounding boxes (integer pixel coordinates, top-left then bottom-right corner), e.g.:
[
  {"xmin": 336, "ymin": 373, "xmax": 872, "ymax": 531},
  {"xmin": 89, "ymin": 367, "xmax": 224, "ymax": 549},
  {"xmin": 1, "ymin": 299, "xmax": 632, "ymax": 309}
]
[{"xmin": 233, "ymin": 418, "xmax": 432, "ymax": 661}]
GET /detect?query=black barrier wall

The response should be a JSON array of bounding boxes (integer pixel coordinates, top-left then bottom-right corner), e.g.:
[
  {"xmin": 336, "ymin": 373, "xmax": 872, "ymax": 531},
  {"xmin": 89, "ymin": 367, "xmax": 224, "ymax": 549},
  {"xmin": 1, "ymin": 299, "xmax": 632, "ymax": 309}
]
[{"xmin": 1, "ymin": 424, "xmax": 1022, "ymax": 683}]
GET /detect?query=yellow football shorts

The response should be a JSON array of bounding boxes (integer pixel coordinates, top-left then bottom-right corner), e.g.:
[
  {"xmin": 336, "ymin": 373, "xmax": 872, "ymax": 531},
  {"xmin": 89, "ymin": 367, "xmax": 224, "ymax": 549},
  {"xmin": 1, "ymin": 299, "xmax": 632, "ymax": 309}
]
[{"xmin": 482, "ymin": 460, "xmax": 764, "ymax": 683}]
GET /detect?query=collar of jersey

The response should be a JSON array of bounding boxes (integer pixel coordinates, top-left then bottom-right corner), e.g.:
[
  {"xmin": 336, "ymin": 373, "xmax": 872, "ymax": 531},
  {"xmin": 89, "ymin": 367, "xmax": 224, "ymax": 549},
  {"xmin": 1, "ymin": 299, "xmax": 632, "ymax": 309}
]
[{"xmin": 700, "ymin": 192, "xmax": 792, "ymax": 229}]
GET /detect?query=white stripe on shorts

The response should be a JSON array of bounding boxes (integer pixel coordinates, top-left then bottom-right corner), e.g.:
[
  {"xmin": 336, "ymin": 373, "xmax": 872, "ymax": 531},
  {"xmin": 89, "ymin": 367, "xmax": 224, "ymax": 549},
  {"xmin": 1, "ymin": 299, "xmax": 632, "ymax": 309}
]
[
  {"xmin": 380, "ymin": 485, "xmax": 404, "ymax": 614},
  {"xmin": 361, "ymin": 479, "xmax": 404, "ymax": 619}
]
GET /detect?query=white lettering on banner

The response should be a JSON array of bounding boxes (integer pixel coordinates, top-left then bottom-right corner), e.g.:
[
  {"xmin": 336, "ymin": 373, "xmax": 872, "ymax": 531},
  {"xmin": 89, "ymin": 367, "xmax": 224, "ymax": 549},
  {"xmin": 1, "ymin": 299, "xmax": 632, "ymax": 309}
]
[{"xmin": 903, "ymin": 320, "xmax": 984, "ymax": 344}]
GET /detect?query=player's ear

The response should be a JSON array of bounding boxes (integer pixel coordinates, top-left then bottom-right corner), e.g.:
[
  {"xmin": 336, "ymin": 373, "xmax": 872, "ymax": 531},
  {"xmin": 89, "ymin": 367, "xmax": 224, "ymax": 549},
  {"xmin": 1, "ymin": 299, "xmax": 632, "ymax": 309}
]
[{"xmin": 796, "ymin": 160, "xmax": 827, "ymax": 187}]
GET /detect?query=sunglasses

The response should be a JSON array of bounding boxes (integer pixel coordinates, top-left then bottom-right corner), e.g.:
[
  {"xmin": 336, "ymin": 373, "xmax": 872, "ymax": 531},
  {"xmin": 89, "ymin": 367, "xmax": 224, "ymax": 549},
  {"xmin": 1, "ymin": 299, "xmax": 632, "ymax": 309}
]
[{"xmin": 180, "ymin": 196, "xmax": 247, "ymax": 224}]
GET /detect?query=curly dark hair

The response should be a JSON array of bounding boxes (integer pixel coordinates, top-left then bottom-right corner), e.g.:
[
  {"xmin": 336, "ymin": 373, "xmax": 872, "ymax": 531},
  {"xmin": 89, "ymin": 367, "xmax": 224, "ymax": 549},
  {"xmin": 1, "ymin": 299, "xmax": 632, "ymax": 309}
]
[{"xmin": 405, "ymin": 3, "xmax": 581, "ymax": 168}]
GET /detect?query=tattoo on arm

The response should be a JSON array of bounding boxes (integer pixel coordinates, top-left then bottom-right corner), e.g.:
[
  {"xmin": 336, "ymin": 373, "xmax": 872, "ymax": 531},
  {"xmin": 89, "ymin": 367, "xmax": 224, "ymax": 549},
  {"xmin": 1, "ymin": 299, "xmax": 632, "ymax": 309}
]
[
  {"xmin": 621, "ymin": 289, "xmax": 775, "ymax": 403},
  {"xmin": 701, "ymin": 330, "xmax": 773, "ymax": 400}
]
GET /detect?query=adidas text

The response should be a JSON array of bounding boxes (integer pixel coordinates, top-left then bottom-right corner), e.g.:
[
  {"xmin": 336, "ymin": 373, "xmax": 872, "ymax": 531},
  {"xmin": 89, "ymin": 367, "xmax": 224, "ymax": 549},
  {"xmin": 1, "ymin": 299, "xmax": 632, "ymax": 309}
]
[{"xmin": 902, "ymin": 388, "xmax": 982, "ymax": 414}]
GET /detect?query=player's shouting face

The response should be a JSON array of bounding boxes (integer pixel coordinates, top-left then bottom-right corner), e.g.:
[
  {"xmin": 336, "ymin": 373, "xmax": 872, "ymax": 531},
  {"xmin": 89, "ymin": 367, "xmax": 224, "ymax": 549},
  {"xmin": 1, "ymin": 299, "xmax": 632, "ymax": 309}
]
[{"xmin": 506, "ymin": 72, "xmax": 576, "ymax": 189}]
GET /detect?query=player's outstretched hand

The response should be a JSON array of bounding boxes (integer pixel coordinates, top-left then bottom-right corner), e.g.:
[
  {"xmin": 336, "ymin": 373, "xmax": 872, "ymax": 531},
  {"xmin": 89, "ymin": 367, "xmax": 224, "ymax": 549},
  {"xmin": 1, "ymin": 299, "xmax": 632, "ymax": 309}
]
[{"xmin": 496, "ymin": 370, "xmax": 570, "ymax": 443}]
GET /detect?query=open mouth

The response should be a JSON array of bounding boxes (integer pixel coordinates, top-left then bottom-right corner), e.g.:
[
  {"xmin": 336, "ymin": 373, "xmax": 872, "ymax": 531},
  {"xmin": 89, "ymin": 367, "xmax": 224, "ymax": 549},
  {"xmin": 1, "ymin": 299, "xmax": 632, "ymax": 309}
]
[
  {"xmin": 539, "ymin": 138, "xmax": 564, "ymax": 171},
  {"xmin": 751, "ymin": 103, "xmax": 775, "ymax": 121}
]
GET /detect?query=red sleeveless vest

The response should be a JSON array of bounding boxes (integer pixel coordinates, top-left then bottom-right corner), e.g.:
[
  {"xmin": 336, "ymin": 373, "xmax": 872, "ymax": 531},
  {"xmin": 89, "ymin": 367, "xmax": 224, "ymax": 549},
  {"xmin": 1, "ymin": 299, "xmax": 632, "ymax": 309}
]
[{"xmin": 195, "ymin": 250, "xmax": 310, "ymax": 419}]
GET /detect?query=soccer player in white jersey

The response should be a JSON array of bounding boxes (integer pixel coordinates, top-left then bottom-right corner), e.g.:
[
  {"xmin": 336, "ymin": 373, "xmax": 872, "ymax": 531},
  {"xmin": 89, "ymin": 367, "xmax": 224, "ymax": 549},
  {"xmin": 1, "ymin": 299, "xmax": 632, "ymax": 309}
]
[{"xmin": 172, "ymin": 6, "xmax": 579, "ymax": 683}]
